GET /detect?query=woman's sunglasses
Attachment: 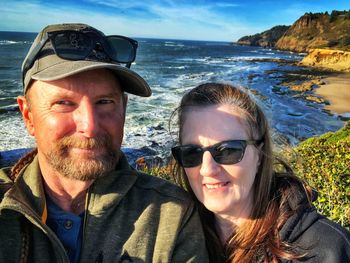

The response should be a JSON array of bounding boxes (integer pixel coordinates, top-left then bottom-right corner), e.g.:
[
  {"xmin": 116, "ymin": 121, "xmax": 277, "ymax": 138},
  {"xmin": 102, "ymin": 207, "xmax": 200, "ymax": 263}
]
[
  {"xmin": 22, "ymin": 30, "xmax": 138, "ymax": 82},
  {"xmin": 172, "ymin": 139, "xmax": 262, "ymax": 168}
]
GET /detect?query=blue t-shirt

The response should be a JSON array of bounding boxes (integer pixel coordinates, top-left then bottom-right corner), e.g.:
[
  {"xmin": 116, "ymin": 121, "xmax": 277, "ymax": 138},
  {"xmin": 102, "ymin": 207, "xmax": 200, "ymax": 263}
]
[{"xmin": 46, "ymin": 195, "xmax": 84, "ymax": 263}]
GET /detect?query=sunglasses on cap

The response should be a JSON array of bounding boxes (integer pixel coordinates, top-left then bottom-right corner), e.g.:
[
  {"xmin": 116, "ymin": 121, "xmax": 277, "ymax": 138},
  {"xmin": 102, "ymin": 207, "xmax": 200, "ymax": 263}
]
[
  {"xmin": 172, "ymin": 139, "xmax": 263, "ymax": 168},
  {"xmin": 22, "ymin": 30, "xmax": 138, "ymax": 81}
]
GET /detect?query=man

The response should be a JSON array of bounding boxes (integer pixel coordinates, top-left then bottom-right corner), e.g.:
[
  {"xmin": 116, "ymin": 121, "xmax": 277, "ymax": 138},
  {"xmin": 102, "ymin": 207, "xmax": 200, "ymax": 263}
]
[{"xmin": 0, "ymin": 23, "xmax": 208, "ymax": 263}]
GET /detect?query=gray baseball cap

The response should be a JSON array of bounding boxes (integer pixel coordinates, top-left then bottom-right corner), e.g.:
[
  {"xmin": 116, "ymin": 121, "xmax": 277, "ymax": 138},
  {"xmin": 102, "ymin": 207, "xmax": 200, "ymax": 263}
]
[{"xmin": 22, "ymin": 23, "xmax": 151, "ymax": 97}]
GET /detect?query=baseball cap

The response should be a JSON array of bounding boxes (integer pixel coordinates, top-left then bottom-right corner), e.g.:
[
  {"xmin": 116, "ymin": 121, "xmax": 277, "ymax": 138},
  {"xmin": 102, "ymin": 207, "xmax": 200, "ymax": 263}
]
[{"xmin": 22, "ymin": 23, "xmax": 151, "ymax": 97}]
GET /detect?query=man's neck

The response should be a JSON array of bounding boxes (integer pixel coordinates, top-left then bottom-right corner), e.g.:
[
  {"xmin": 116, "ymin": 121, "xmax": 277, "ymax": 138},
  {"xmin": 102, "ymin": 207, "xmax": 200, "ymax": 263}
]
[{"xmin": 41, "ymin": 170, "xmax": 93, "ymax": 215}]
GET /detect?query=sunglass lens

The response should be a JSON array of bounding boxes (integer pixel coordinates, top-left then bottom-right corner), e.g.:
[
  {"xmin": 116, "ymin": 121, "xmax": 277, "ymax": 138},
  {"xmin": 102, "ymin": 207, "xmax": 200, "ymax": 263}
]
[
  {"xmin": 107, "ymin": 36, "xmax": 136, "ymax": 63},
  {"xmin": 53, "ymin": 32, "xmax": 93, "ymax": 59},
  {"xmin": 175, "ymin": 146, "xmax": 203, "ymax": 168},
  {"xmin": 214, "ymin": 141, "xmax": 245, "ymax": 164}
]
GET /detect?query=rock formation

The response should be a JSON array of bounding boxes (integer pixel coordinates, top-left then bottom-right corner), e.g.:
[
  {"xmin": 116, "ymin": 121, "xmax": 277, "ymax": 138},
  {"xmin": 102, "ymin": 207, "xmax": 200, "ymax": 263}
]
[{"xmin": 300, "ymin": 49, "xmax": 350, "ymax": 72}]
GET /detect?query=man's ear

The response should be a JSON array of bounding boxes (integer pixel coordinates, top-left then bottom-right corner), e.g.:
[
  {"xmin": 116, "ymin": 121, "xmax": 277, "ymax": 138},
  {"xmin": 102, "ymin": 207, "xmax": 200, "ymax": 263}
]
[{"xmin": 17, "ymin": 95, "xmax": 35, "ymax": 136}]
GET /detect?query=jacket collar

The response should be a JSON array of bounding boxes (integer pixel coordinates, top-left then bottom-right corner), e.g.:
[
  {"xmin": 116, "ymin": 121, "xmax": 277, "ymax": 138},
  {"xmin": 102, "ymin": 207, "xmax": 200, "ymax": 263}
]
[
  {"xmin": 85, "ymin": 153, "xmax": 138, "ymax": 215},
  {"xmin": 0, "ymin": 152, "xmax": 138, "ymax": 220},
  {"xmin": 0, "ymin": 155, "xmax": 46, "ymax": 222}
]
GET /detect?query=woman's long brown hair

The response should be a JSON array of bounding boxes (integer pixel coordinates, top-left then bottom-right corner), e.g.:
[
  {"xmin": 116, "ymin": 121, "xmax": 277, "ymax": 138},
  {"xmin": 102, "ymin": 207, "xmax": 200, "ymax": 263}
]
[{"xmin": 171, "ymin": 83, "xmax": 313, "ymax": 262}]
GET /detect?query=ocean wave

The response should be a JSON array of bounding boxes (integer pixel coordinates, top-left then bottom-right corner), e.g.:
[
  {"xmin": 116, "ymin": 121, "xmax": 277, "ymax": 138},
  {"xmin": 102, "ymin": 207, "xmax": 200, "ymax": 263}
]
[
  {"xmin": 176, "ymin": 55, "xmax": 288, "ymax": 64},
  {"xmin": 0, "ymin": 104, "xmax": 19, "ymax": 113},
  {"xmin": 164, "ymin": 41, "xmax": 184, "ymax": 47},
  {"xmin": 167, "ymin": 65, "xmax": 186, "ymax": 69},
  {"xmin": 0, "ymin": 40, "xmax": 31, "ymax": 45}
]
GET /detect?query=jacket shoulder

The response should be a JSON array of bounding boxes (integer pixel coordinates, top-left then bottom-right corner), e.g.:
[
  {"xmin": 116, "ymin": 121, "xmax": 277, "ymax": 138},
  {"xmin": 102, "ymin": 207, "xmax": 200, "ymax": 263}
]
[
  {"xmin": 134, "ymin": 171, "xmax": 192, "ymax": 202},
  {"xmin": 312, "ymin": 215, "xmax": 350, "ymax": 244},
  {"xmin": 288, "ymin": 209, "xmax": 350, "ymax": 262},
  {"xmin": 0, "ymin": 167, "xmax": 14, "ymax": 201}
]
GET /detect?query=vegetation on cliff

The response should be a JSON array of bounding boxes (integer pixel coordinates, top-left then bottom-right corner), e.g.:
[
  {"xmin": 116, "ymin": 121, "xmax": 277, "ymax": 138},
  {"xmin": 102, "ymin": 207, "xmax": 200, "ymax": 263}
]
[
  {"xmin": 276, "ymin": 10, "xmax": 350, "ymax": 52},
  {"xmin": 237, "ymin": 10, "xmax": 350, "ymax": 53},
  {"xmin": 236, "ymin": 25, "xmax": 289, "ymax": 48},
  {"xmin": 287, "ymin": 121, "xmax": 350, "ymax": 229}
]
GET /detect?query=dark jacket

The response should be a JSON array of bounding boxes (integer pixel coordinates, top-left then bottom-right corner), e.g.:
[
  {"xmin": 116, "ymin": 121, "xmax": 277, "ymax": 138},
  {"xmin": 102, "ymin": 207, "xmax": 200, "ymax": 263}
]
[
  {"xmin": 279, "ymin": 206, "xmax": 350, "ymax": 262},
  {"xmin": 0, "ymin": 153, "xmax": 209, "ymax": 263},
  {"xmin": 252, "ymin": 176, "xmax": 350, "ymax": 263}
]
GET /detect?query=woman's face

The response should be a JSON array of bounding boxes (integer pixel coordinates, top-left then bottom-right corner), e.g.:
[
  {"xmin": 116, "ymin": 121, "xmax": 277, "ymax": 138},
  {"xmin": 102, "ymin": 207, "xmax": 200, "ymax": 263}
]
[{"xmin": 181, "ymin": 104, "xmax": 261, "ymax": 218}]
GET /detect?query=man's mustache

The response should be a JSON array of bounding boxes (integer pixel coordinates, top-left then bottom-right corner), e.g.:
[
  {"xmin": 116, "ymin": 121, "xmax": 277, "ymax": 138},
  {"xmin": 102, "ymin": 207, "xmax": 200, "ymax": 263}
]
[{"xmin": 57, "ymin": 135, "xmax": 111, "ymax": 150}]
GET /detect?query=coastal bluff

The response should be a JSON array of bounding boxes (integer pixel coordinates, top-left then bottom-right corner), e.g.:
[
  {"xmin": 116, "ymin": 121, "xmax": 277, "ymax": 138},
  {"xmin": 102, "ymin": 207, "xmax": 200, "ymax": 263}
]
[
  {"xmin": 276, "ymin": 11, "xmax": 350, "ymax": 52},
  {"xmin": 300, "ymin": 49, "xmax": 350, "ymax": 72},
  {"xmin": 236, "ymin": 26, "xmax": 289, "ymax": 48},
  {"xmin": 237, "ymin": 10, "xmax": 350, "ymax": 53}
]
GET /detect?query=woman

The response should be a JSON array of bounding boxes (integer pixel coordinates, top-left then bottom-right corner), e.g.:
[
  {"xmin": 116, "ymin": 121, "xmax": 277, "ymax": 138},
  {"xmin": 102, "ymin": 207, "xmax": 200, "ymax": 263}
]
[{"xmin": 171, "ymin": 83, "xmax": 350, "ymax": 262}]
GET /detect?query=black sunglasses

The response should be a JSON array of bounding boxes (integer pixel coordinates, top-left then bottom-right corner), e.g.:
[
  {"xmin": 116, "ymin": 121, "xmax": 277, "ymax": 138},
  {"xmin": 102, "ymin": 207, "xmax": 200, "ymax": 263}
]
[
  {"xmin": 22, "ymin": 30, "xmax": 138, "ymax": 81},
  {"xmin": 172, "ymin": 139, "xmax": 262, "ymax": 168}
]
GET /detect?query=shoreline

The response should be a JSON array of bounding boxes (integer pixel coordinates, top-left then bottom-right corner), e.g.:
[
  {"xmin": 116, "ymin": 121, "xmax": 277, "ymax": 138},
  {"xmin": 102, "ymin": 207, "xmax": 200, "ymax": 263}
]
[{"xmin": 315, "ymin": 73, "xmax": 350, "ymax": 116}]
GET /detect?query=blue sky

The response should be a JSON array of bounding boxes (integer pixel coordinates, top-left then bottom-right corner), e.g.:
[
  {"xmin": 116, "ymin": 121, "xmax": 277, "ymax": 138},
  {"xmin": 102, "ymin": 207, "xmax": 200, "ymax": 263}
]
[{"xmin": 0, "ymin": 0, "xmax": 349, "ymax": 41}]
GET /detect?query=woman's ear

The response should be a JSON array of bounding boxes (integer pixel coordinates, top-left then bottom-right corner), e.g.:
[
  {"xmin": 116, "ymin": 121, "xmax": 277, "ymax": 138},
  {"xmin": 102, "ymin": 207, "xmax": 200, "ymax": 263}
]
[
  {"xmin": 256, "ymin": 142, "xmax": 264, "ymax": 167},
  {"xmin": 17, "ymin": 95, "xmax": 35, "ymax": 136}
]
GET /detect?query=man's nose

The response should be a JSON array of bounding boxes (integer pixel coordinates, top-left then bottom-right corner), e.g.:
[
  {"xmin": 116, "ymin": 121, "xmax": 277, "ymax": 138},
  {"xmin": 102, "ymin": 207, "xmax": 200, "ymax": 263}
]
[
  {"xmin": 199, "ymin": 151, "xmax": 221, "ymax": 177},
  {"xmin": 74, "ymin": 102, "xmax": 99, "ymax": 137}
]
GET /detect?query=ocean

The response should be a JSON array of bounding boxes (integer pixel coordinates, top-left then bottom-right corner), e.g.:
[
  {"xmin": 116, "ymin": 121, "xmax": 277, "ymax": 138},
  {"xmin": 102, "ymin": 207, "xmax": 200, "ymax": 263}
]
[{"xmin": 0, "ymin": 31, "xmax": 346, "ymax": 161}]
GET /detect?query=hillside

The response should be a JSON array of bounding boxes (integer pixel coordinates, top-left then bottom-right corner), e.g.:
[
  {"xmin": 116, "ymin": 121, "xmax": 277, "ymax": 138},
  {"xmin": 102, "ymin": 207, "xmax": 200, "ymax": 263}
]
[
  {"xmin": 237, "ymin": 25, "xmax": 290, "ymax": 48},
  {"xmin": 276, "ymin": 11, "xmax": 350, "ymax": 52},
  {"xmin": 237, "ymin": 10, "xmax": 350, "ymax": 53}
]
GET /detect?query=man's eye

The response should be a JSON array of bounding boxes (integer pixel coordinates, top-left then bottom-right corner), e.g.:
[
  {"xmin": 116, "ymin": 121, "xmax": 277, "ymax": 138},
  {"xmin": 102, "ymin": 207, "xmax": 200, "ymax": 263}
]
[
  {"xmin": 97, "ymin": 99, "xmax": 114, "ymax": 104},
  {"xmin": 55, "ymin": 100, "xmax": 73, "ymax": 106}
]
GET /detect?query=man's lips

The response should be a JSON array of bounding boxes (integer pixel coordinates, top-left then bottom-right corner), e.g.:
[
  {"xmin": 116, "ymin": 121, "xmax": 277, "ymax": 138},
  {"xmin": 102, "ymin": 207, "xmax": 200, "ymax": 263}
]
[{"xmin": 69, "ymin": 147, "xmax": 104, "ymax": 154}]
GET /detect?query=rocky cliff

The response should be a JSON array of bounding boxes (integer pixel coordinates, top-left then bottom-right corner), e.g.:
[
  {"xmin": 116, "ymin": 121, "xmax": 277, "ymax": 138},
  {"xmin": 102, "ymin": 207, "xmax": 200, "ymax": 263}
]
[
  {"xmin": 237, "ymin": 25, "xmax": 289, "ymax": 48},
  {"xmin": 237, "ymin": 10, "xmax": 350, "ymax": 53},
  {"xmin": 300, "ymin": 49, "xmax": 350, "ymax": 72},
  {"xmin": 276, "ymin": 11, "xmax": 350, "ymax": 52}
]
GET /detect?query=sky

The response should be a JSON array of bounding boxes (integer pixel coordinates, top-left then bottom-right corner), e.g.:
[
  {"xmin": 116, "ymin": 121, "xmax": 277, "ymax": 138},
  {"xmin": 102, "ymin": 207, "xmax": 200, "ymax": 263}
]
[{"xmin": 0, "ymin": 0, "xmax": 349, "ymax": 41}]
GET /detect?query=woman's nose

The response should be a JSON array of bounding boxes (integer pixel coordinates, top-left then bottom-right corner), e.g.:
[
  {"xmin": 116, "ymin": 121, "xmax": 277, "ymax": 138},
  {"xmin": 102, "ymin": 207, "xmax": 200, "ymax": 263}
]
[{"xmin": 199, "ymin": 151, "xmax": 221, "ymax": 177}]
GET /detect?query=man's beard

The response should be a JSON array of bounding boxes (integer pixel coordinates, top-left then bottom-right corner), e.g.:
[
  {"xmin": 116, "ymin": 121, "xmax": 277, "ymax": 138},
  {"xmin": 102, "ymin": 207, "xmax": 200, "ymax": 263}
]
[{"xmin": 45, "ymin": 135, "xmax": 119, "ymax": 181}]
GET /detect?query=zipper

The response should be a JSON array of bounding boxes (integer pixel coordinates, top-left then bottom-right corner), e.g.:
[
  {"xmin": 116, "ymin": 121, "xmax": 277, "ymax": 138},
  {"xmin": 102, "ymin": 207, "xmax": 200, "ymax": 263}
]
[{"xmin": 79, "ymin": 183, "xmax": 93, "ymax": 262}]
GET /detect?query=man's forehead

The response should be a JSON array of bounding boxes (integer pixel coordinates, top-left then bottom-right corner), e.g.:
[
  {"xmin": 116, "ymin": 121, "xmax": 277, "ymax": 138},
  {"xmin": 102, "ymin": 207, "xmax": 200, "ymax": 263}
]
[
  {"xmin": 30, "ymin": 69, "xmax": 122, "ymax": 92},
  {"xmin": 28, "ymin": 71, "xmax": 123, "ymax": 98}
]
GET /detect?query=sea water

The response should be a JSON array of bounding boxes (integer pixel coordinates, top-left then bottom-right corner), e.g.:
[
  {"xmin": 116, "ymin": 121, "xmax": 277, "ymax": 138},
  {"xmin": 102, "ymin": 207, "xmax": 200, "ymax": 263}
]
[{"xmin": 0, "ymin": 31, "xmax": 345, "ymax": 161}]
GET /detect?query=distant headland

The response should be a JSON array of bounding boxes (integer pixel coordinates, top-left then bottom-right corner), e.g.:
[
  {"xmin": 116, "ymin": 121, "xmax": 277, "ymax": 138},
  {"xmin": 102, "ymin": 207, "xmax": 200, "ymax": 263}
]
[{"xmin": 236, "ymin": 10, "xmax": 350, "ymax": 72}]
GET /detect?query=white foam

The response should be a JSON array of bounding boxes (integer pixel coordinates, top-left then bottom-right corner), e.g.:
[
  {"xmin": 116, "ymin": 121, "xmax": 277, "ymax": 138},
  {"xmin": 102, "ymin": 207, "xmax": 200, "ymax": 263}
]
[
  {"xmin": 0, "ymin": 115, "xmax": 35, "ymax": 150},
  {"xmin": 0, "ymin": 40, "xmax": 17, "ymax": 45},
  {"xmin": 0, "ymin": 40, "xmax": 31, "ymax": 45}
]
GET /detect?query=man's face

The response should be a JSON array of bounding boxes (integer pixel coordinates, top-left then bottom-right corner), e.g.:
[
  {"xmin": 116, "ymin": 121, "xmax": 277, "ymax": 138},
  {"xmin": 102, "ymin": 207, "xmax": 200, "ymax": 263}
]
[{"xmin": 18, "ymin": 69, "xmax": 127, "ymax": 181}]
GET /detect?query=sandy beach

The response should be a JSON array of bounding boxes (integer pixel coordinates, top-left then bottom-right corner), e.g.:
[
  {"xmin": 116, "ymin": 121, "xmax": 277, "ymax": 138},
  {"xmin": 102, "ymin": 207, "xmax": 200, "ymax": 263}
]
[{"xmin": 315, "ymin": 73, "xmax": 350, "ymax": 115}]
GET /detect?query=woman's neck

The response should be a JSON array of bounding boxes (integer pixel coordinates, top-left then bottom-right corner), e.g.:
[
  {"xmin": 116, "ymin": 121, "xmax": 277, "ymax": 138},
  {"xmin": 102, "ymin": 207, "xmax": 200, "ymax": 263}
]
[{"xmin": 214, "ymin": 197, "xmax": 253, "ymax": 244}]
